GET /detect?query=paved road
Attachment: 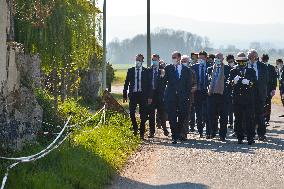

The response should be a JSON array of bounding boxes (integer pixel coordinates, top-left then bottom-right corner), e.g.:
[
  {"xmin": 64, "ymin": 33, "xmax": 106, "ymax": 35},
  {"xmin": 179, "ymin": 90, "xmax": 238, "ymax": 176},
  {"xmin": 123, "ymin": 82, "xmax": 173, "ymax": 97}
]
[{"xmin": 109, "ymin": 104, "xmax": 284, "ymax": 189}]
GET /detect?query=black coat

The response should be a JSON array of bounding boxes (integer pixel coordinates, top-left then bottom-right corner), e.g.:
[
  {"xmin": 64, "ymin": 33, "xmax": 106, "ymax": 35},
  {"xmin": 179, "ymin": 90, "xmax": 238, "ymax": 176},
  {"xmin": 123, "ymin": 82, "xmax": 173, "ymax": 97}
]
[
  {"xmin": 147, "ymin": 67, "xmax": 166, "ymax": 102},
  {"xmin": 266, "ymin": 64, "xmax": 277, "ymax": 94},
  {"xmin": 254, "ymin": 61, "xmax": 269, "ymax": 102},
  {"xmin": 123, "ymin": 67, "xmax": 149, "ymax": 99},
  {"xmin": 164, "ymin": 64, "xmax": 192, "ymax": 103},
  {"xmin": 229, "ymin": 65, "xmax": 257, "ymax": 104}
]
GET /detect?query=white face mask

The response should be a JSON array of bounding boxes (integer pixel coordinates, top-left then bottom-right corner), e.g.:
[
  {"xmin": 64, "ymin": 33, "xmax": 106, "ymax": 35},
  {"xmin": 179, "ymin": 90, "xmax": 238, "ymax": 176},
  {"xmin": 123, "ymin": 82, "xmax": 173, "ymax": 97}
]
[
  {"xmin": 229, "ymin": 63, "xmax": 235, "ymax": 67},
  {"xmin": 135, "ymin": 61, "xmax": 142, "ymax": 68},
  {"xmin": 198, "ymin": 59, "xmax": 205, "ymax": 64},
  {"xmin": 214, "ymin": 58, "xmax": 222, "ymax": 65},
  {"xmin": 182, "ymin": 63, "xmax": 188, "ymax": 67},
  {"xmin": 172, "ymin": 58, "xmax": 178, "ymax": 65}
]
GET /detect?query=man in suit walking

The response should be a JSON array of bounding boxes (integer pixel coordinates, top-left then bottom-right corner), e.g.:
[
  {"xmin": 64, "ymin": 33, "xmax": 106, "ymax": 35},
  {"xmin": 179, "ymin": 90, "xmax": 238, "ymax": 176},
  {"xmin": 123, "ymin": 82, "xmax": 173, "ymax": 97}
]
[
  {"xmin": 164, "ymin": 51, "xmax": 192, "ymax": 144},
  {"xmin": 276, "ymin": 59, "xmax": 284, "ymax": 107},
  {"xmin": 191, "ymin": 51, "xmax": 210, "ymax": 138},
  {"xmin": 261, "ymin": 54, "xmax": 277, "ymax": 125},
  {"xmin": 123, "ymin": 54, "xmax": 149, "ymax": 139},
  {"xmin": 247, "ymin": 49, "xmax": 269, "ymax": 141},
  {"xmin": 229, "ymin": 52, "xmax": 257, "ymax": 145},
  {"xmin": 147, "ymin": 54, "xmax": 169, "ymax": 138},
  {"xmin": 206, "ymin": 53, "xmax": 231, "ymax": 141}
]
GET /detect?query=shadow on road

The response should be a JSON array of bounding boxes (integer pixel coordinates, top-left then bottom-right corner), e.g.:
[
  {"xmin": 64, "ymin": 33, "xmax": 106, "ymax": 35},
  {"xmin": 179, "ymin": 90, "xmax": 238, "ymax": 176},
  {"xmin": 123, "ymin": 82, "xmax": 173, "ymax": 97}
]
[{"xmin": 109, "ymin": 177, "xmax": 209, "ymax": 189}]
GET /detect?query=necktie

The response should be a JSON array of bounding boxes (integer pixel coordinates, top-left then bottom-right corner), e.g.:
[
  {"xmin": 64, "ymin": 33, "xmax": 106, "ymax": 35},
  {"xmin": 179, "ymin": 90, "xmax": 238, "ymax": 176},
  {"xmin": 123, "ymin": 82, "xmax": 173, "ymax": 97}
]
[
  {"xmin": 153, "ymin": 69, "xmax": 158, "ymax": 89},
  {"xmin": 175, "ymin": 66, "xmax": 179, "ymax": 79},
  {"xmin": 137, "ymin": 68, "xmax": 140, "ymax": 91}
]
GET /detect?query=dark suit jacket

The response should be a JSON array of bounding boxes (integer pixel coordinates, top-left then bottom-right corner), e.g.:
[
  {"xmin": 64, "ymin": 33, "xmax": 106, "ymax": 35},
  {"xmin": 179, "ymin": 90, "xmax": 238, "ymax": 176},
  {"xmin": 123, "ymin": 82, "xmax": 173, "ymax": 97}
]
[
  {"xmin": 191, "ymin": 62, "xmax": 211, "ymax": 92},
  {"xmin": 207, "ymin": 64, "xmax": 231, "ymax": 96},
  {"xmin": 164, "ymin": 64, "xmax": 192, "ymax": 103},
  {"xmin": 123, "ymin": 67, "xmax": 149, "ymax": 99},
  {"xmin": 148, "ymin": 67, "xmax": 166, "ymax": 102},
  {"xmin": 266, "ymin": 64, "xmax": 277, "ymax": 94},
  {"xmin": 254, "ymin": 61, "xmax": 269, "ymax": 102},
  {"xmin": 229, "ymin": 65, "xmax": 257, "ymax": 104}
]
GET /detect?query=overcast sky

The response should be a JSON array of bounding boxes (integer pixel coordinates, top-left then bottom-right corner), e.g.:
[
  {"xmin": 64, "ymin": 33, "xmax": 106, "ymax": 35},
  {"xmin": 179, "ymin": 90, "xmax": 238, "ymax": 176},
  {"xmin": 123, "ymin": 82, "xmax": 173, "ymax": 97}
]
[
  {"xmin": 106, "ymin": 0, "xmax": 283, "ymax": 24},
  {"xmin": 100, "ymin": 0, "xmax": 284, "ymax": 48}
]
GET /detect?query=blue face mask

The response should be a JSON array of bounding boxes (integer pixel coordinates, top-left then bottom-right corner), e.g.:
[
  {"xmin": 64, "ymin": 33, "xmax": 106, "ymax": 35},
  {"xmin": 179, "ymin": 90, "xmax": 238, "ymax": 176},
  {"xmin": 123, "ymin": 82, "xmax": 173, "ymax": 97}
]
[
  {"xmin": 152, "ymin": 60, "xmax": 159, "ymax": 66},
  {"xmin": 214, "ymin": 59, "xmax": 222, "ymax": 65}
]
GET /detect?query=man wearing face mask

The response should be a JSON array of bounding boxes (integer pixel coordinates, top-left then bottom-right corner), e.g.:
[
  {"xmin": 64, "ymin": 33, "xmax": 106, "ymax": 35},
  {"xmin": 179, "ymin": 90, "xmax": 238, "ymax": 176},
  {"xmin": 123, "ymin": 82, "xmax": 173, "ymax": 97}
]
[
  {"xmin": 190, "ymin": 53, "xmax": 198, "ymax": 66},
  {"xmin": 164, "ymin": 51, "xmax": 192, "ymax": 144},
  {"xmin": 247, "ymin": 49, "xmax": 269, "ymax": 141},
  {"xmin": 276, "ymin": 59, "xmax": 284, "ymax": 107},
  {"xmin": 180, "ymin": 55, "xmax": 197, "ymax": 138},
  {"xmin": 261, "ymin": 54, "xmax": 277, "ymax": 126},
  {"xmin": 147, "ymin": 54, "xmax": 169, "ymax": 138},
  {"xmin": 206, "ymin": 53, "xmax": 231, "ymax": 140},
  {"xmin": 191, "ymin": 51, "xmax": 210, "ymax": 138},
  {"xmin": 226, "ymin": 54, "xmax": 236, "ymax": 130},
  {"xmin": 229, "ymin": 52, "xmax": 257, "ymax": 145},
  {"xmin": 123, "ymin": 54, "xmax": 150, "ymax": 139},
  {"xmin": 208, "ymin": 54, "xmax": 216, "ymax": 67}
]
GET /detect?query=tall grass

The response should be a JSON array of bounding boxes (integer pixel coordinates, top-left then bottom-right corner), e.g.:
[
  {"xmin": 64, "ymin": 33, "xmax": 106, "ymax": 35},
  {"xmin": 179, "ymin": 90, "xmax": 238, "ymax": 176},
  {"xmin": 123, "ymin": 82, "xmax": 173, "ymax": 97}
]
[{"xmin": 0, "ymin": 90, "xmax": 140, "ymax": 189}]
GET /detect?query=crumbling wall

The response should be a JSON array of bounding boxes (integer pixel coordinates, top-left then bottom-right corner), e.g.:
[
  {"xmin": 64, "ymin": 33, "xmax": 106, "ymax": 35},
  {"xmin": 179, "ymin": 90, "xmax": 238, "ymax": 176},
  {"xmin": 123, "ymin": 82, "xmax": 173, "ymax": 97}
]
[{"xmin": 0, "ymin": 0, "xmax": 43, "ymax": 150}]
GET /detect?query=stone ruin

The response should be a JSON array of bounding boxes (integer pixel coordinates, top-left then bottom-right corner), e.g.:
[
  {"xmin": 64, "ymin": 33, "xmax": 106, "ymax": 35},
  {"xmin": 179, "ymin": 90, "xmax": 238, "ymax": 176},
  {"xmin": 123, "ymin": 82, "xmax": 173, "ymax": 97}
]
[{"xmin": 0, "ymin": 0, "xmax": 43, "ymax": 150}]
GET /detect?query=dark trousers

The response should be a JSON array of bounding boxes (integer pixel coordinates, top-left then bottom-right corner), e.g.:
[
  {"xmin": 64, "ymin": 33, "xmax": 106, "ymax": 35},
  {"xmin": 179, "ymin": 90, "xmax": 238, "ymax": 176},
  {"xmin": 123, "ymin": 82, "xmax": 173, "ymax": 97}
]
[
  {"xmin": 255, "ymin": 98, "xmax": 266, "ymax": 137},
  {"xmin": 207, "ymin": 94, "xmax": 228, "ymax": 138},
  {"xmin": 234, "ymin": 103, "xmax": 255, "ymax": 141},
  {"xmin": 227, "ymin": 96, "xmax": 234, "ymax": 125},
  {"xmin": 194, "ymin": 90, "xmax": 208, "ymax": 135},
  {"xmin": 129, "ymin": 92, "xmax": 147, "ymax": 137},
  {"xmin": 189, "ymin": 105, "xmax": 196, "ymax": 130},
  {"xmin": 167, "ymin": 98, "xmax": 189, "ymax": 141},
  {"xmin": 264, "ymin": 96, "xmax": 272, "ymax": 122},
  {"xmin": 148, "ymin": 91, "xmax": 167, "ymax": 135}
]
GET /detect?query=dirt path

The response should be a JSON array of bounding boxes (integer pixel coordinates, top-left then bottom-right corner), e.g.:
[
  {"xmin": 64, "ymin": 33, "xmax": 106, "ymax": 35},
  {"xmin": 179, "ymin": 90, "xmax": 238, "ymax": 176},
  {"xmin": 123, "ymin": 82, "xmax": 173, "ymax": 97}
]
[{"xmin": 109, "ymin": 104, "xmax": 284, "ymax": 189}]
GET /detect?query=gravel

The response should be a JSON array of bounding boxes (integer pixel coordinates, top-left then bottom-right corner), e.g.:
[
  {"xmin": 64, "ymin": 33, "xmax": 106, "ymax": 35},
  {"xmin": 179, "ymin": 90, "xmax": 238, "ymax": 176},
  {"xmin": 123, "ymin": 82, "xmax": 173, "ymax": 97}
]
[{"xmin": 109, "ymin": 104, "xmax": 284, "ymax": 189}]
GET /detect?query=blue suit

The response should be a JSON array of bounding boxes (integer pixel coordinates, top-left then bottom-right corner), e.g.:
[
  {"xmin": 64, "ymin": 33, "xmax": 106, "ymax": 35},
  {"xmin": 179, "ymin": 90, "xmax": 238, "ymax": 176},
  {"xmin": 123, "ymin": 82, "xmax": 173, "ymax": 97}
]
[
  {"xmin": 190, "ymin": 63, "xmax": 210, "ymax": 136},
  {"xmin": 164, "ymin": 64, "xmax": 192, "ymax": 141}
]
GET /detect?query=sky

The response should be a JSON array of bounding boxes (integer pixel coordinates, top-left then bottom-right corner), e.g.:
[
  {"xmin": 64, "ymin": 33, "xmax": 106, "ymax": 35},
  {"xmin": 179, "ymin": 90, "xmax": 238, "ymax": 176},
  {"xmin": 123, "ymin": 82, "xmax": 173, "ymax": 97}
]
[
  {"xmin": 106, "ymin": 0, "xmax": 284, "ymax": 24},
  {"xmin": 99, "ymin": 0, "xmax": 284, "ymax": 48}
]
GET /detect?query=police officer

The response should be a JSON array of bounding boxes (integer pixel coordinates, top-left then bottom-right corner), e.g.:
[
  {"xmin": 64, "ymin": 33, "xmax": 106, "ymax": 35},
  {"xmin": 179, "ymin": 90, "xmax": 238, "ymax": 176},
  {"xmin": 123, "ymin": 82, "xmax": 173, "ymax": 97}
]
[{"xmin": 229, "ymin": 52, "xmax": 257, "ymax": 145}]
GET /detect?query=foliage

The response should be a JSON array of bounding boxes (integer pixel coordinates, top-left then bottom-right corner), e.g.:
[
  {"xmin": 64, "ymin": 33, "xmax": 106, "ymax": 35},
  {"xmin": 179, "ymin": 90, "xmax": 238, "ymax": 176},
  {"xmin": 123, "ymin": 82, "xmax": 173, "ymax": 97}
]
[{"xmin": 0, "ymin": 98, "xmax": 140, "ymax": 189}]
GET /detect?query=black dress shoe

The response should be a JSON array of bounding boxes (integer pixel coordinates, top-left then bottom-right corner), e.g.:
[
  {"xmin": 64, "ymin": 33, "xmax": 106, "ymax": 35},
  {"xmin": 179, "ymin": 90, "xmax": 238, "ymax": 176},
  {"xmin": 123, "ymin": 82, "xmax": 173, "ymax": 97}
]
[
  {"xmin": 258, "ymin": 136, "xmax": 267, "ymax": 142},
  {"xmin": 163, "ymin": 130, "xmax": 169, "ymax": 136},
  {"xmin": 220, "ymin": 137, "xmax": 226, "ymax": 142},
  {"xmin": 211, "ymin": 134, "xmax": 216, "ymax": 139},
  {"xmin": 200, "ymin": 134, "xmax": 204, "ymax": 138},
  {"xmin": 172, "ymin": 140, "xmax": 177, "ymax": 144},
  {"xmin": 248, "ymin": 140, "xmax": 254, "ymax": 145},
  {"xmin": 228, "ymin": 124, "xmax": 233, "ymax": 129},
  {"xmin": 238, "ymin": 139, "xmax": 243, "ymax": 144},
  {"xmin": 148, "ymin": 134, "xmax": 154, "ymax": 138},
  {"xmin": 180, "ymin": 137, "xmax": 188, "ymax": 141},
  {"xmin": 206, "ymin": 135, "xmax": 211, "ymax": 139},
  {"xmin": 190, "ymin": 128, "xmax": 195, "ymax": 132}
]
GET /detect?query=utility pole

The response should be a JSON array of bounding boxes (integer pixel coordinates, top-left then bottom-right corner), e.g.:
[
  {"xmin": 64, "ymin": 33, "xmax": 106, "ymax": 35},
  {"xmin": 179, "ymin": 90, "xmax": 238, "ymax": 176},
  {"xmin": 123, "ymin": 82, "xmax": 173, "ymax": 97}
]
[
  {"xmin": 147, "ymin": 0, "xmax": 151, "ymax": 67},
  {"xmin": 102, "ymin": 0, "xmax": 107, "ymax": 90}
]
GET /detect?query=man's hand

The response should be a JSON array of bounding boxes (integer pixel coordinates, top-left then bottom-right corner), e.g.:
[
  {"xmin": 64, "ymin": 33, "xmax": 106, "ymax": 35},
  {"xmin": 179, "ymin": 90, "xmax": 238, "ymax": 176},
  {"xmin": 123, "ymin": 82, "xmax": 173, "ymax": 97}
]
[
  {"xmin": 270, "ymin": 90, "xmax": 276, "ymax": 97},
  {"xmin": 242, "ymin": 79, "xmax": 250, "ymax": 85},
  {"xmin": 148, "ymin": 98, "xmax": 153, "ymax": 105},
  {"xmin": 234, "ymin": 75, "xmax": 240, "ymax": 84}
]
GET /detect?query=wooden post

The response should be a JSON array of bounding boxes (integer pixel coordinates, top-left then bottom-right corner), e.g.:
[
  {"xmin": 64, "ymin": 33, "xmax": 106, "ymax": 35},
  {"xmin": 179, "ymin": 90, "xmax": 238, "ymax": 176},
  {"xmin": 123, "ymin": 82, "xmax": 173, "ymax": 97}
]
[{"xmin": 147, "ymin": 0, "xmax": 151, "ymax": 68}]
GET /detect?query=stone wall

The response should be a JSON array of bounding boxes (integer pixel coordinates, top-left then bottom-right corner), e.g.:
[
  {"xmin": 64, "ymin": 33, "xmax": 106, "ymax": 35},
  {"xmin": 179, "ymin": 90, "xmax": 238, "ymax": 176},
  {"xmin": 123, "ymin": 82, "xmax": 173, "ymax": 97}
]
[{"xmin": 0, "ymin": 0, "xmax": 43, "ymax": 150}]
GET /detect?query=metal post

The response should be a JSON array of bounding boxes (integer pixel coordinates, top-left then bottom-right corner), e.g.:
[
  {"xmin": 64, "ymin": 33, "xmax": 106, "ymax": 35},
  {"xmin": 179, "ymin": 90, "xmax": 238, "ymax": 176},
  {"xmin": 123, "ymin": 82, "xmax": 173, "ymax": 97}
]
[
  {"xmin": 102, "ymin": 0, "xmax": 107, "ymax": 90},
  {"xmin": 147, "ymin": 0, "xmax": 151, "ymax": 68}
]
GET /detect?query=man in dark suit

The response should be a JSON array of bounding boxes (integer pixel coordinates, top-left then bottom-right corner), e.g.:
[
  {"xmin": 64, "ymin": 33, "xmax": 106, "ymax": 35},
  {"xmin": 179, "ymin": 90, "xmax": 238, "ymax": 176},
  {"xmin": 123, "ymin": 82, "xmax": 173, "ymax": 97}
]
[
  {"xmin": 123, "ymin": 54, "xmax": 149, "ymax": 139},
  {"xmin": 147, "ymin": 54, "xmax": 169, "ymax": 138},
  {"xmin": 247, "ymin": 49, "xmax": 269, "ymax": 141},
  {"xmin": 229, "ymin": 52, "xmax": 257, "ymax": 145},
  {"xmin": 206, "ymin": 53, "xmax": 231, "ymax": 141},
  {"xmin": 276, "ymin": 59, "xmax": 284, "ymax": 107},
  {"xmin": 164, "ymin": 51, "xmax": 192, "ymax": 144},
  {"xmin": 191, "ymin": 51, "xmax": 210, "ymax": 138},
  {"xmin": 261, "ymin": 54, "xmax": 277, "ymax": 125}
]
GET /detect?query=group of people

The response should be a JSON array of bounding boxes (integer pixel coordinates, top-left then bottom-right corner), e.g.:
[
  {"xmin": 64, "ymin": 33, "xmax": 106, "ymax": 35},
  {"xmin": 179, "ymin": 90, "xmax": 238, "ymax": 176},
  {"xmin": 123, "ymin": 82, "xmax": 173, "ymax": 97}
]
[{"xmin": 123, "ymin": 49, "xmax": 284, "ymax": 145}]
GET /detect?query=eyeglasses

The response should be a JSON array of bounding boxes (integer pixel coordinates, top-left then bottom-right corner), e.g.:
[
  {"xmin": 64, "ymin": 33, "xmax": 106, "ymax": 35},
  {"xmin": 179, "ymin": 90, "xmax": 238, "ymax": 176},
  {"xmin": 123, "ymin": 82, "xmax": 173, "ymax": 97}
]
[{"xmin": 172, "ymin": 57, "xmax": 177, "ymax": 59}]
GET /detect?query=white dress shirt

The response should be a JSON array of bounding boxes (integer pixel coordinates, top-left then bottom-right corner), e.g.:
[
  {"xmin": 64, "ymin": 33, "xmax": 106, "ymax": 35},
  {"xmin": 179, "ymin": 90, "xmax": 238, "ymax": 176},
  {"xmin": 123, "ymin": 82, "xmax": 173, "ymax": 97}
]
[
  {"xmin": 250, "ymin": 63, "xmax": 259, "ymax": 80},
  {"xmin": 176, "ymin": 64, "xmax": 182, "ymax": 78},
  {"xmin": 134, "ymin": 67, "xmax": 142, "ymax": 92}
]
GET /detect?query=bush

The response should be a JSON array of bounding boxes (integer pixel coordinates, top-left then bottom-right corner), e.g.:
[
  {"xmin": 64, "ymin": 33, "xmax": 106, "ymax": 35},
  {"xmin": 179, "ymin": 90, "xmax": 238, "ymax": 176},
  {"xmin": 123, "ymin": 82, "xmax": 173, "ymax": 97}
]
[{"xmin": 1, "ymin": 93, "xmax": 140, "ymax": 189}]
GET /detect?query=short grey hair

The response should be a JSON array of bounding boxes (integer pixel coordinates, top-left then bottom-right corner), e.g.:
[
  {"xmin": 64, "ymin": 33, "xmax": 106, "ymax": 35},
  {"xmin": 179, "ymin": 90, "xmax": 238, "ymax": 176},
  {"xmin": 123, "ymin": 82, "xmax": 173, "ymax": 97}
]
[{"xmin": 247, "ymin": 49, "xmax": 258, "ymax": 58}]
